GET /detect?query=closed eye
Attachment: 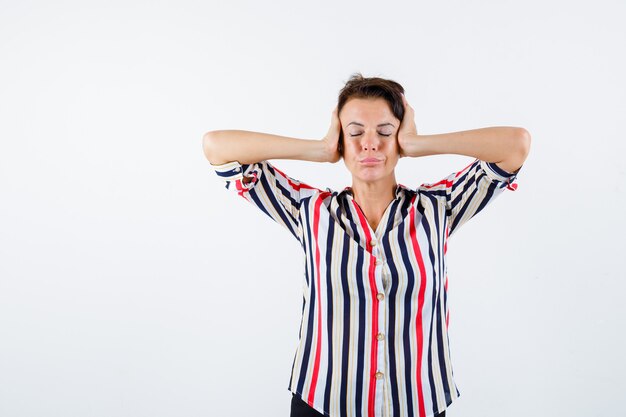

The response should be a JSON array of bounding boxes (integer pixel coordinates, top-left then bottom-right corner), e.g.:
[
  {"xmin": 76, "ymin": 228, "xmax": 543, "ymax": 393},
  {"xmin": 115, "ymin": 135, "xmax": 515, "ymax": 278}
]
[{"xmin": 349, "ymin": 133, "xmax": 392, "ymax": 137}]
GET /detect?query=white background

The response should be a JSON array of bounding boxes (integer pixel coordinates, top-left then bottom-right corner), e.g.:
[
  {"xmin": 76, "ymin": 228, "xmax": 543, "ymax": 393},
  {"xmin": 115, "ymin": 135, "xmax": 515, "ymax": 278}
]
[{"xmin": 1, "ymin": 1, "xmax": 625, "ymax": 416}]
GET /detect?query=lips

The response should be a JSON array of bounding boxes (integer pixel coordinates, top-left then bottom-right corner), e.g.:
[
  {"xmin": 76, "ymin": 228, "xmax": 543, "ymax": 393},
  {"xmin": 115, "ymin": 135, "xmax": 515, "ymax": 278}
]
[{"xmin": 360, "ymin": 157, "xmax": 383, "ymax": 163}]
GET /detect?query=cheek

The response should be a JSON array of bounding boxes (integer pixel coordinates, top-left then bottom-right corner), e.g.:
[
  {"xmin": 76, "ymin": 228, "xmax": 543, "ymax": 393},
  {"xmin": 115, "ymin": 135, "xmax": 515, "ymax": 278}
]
[
  {"xmin": 389, "ymin": 138, "xmax": 400, "ymax": 154},
  {"xmin": 344, "ymin": 141, "xmax": 359, "ymax": 156},
  {"xmin": 379, "ymin": 136, "xmax": 393, "ymax": 148}
]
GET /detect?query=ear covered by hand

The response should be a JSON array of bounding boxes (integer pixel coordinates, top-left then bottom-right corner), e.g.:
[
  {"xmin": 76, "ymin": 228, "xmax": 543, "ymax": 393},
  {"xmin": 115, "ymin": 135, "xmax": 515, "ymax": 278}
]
[
  {"xmin": 322, "ymin": 105, "xmax": 342, "ymax": 163},
  {"xmin": 397, "ymin": 94, "xmax": 418, "ymax": 158}
]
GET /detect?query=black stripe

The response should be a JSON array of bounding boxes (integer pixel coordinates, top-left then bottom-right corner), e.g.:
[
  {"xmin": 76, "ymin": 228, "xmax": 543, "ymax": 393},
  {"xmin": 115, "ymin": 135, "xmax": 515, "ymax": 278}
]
[
  {"xmin": 266, "ymin": 162, "xmax": 302, "ymax": 211},
  {"xmin": 426, "ymin": 189, "xmax": 447, "ymax": 198},
  {"xmin": 450, "ymin": 172, "xmax": 477, "ymax": 209},
  {"xmin": 486, "ymin": 160, "xmax": 517, "ymax": 178},
  {"xmin": 474, "ymin": 172, "xmax": 498, "ymax": 214},
  {"xmin": 296, "ymin": 200, "xmax": 316, "ymax": 394},
  {"xmin": 419, "ymin": 194, "xmax": 450, "ymax": 410},
  {"xmin": 449, "ymin": 186, "xmax": 478, "ymax": 234},
  {"xmin": 349, "ymin": 202, "xmax": 366, "ymax": 417},
  {"xmin": 252, "ymin": 170, "xmax": 299, "ymax": 241},
  {"xmin": 450, "ymin": 160, "xmax": 479, "ymax": 193},
  {"xmin": 214, "ymin": 168, "xmax": 241, "ymax": 178},
  {"xmin": 338, "ymin": 197, "xmax": 351, "ymax": 417},
  {"xmin": 398, "ymin": 201, "xmax": 416, "ymax": 417}
]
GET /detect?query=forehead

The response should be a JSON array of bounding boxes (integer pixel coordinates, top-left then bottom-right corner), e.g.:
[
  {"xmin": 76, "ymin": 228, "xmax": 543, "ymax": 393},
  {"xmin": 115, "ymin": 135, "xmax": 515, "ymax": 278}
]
[{"xmin": 340, "ymin": 97, "xmax": 396, "ymax": 124}]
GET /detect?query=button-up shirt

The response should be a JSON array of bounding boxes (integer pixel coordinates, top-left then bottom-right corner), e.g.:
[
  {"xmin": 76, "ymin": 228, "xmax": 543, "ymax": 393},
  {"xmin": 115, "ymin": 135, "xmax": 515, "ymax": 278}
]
[{"xmin": 211, "ymin": 158, "xmax": 520, "ymax": 417}]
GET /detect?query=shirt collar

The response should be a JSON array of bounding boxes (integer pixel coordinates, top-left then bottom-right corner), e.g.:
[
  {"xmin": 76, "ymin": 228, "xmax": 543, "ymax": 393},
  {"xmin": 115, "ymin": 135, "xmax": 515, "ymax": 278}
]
[{"xmin": 337, "ymin": 183, "xmax": 409, "ymax": 199}]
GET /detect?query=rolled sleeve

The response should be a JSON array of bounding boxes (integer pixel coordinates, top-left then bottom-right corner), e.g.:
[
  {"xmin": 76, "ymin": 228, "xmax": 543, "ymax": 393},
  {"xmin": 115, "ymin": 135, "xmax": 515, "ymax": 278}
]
[
  {"xmin": 211, "ymin": 160, "xmax": 247, "ymax": 185},
  {"xmin": 210, "ymin": 160, "xmax": 317, "ymax": 243},
  {"xmin": 480, "ymin": 160, "xmax": 521, "ymax": 191},
  {"xmin": 444, "ymin": 159, "xmax": 521, "ymax": 237}
]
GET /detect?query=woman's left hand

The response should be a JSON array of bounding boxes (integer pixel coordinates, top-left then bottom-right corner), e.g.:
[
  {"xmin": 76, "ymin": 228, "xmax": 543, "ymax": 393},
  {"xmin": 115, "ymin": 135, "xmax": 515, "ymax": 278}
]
[{"xmin": 397, "ymin": 94, "xmax": 418, "ymax": 158}]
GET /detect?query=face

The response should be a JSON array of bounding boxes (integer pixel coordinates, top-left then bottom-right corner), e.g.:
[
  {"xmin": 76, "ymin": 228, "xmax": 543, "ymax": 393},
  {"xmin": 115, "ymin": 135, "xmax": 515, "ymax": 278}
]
[{"xmin": 339, "ymin": 97, "xmax": 401, "ymax": 184}]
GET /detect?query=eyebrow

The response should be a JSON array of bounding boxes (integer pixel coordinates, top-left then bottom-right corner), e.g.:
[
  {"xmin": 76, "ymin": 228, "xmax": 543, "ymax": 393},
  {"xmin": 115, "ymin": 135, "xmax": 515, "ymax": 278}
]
[{"xmin": 347, "ymin": 122, "xmax": 395, "ymax": 128}]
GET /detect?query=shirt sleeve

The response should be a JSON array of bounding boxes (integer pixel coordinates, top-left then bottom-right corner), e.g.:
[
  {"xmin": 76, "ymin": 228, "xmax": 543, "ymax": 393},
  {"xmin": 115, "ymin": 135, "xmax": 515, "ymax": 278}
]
[
  {"xmin": 442, "ymin": 158, "xmax": 521, "ymax": 237},
  {"xmin": 210, "ymin": 160, "xmax": 317, "ymax": 243}
]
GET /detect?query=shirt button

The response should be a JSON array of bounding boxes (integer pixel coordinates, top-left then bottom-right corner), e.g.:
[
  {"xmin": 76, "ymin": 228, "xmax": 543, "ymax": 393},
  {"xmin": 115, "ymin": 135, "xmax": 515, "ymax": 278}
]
[
  {"xmin": 376, "ymin": 333, "xmax": 385, "ymax": 341},
  {"xmin": 376, "ymin": 292, "xmax": 385, "ymax": 301},
  {"xmin": 370, "ymin": 239, "xmax": 377, "ymax": 247},
  {"xmin": 376, "ymin": 258, "xmax": 384, "ymax": 266},
  {"xmin": 375, "ymin": 371, "xmax": 384, "ymax": 379},
  {"xmin": 234, "ymin": 167, "xmax": 241, "ymax": 172}
]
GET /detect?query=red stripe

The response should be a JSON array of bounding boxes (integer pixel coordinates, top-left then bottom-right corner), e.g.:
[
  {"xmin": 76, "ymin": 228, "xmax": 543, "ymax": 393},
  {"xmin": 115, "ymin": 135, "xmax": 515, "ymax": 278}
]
[
  {"xmin": 233, "ymin": 172, "xmax": 258, "ymax": 197},
  {"xmin": 423, "ymin": 159, "xmax": 476, "ymax": 190},
  {"xmin": 456, "ymin": 159, "xmax": 476, "ymax": 178},
  {"xmin": 234, "ymin": 179, "xmax": 247, "ymax": 197},
  {"xmin": 421, "ymin": 179, "xmax": 453, "ymax": 189},
  {"xmin": 307, "ymin": 192, "xmax": 330, "ymax": 406},
  {"xmin": 271, "ymin": 164, "xmax": 320, "ymax": 191},
  {"xmin": 408, "ymin": 195, "xmax": 427, "ymax": 417},
  {"xmin": 351, "ymin": 199, "xmax": 379, "ymax": 417},
  {"xmin": 444, "ymin": 226, "xmax": 449, "ymax": 329}
]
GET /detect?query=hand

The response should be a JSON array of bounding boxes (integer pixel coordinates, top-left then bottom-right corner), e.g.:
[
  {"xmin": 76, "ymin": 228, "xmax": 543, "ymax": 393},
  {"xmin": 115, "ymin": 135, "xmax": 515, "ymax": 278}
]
[
  {"xmin": 322, "ymin": 105, "xmax": 342, "ymax": 163},
  {"xmin": 397, "ymin": 94, "xmax": 418, "ymax": 158}
]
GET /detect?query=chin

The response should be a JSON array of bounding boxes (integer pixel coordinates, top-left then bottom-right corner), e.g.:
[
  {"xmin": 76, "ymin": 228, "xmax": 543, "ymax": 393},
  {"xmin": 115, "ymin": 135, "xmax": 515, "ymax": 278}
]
[
  {"xmin": 356, "ymin": 171, "xmax": 387, "ymax": 182},
  {"xmin": 346, "ymin": 161, "xmax": 394, "ymax": 180}
]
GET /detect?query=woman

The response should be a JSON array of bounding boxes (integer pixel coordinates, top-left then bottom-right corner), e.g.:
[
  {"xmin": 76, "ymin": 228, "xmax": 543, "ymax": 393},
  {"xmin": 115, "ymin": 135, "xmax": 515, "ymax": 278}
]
[{"xmin": 203, "ymin": 73, "xmax": 530, "ymax": 417}]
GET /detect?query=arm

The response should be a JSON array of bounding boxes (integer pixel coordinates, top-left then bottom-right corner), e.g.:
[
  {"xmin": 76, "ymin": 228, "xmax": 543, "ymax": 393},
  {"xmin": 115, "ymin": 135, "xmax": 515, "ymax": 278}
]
[
  {"xmin": 203, "ymin": 107, "xmax": 343, "ymax": 241},
  {"xmin": 202, "ymin": 107, "xmax": 342, "ymax": 165},
  {"xmin": 397, "ymin": 95, "xmax": 531, "ymax": 173}
]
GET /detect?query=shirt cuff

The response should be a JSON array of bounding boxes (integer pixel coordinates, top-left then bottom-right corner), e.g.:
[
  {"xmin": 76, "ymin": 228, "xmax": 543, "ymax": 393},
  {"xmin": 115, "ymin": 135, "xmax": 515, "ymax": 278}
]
[
  {"xmin": 480, "ymin": 160, "xmax": 520, "ymax": 190},
  {"xmin": 211, "ymin": 161, "xmax": 244, "ymax": 181}
]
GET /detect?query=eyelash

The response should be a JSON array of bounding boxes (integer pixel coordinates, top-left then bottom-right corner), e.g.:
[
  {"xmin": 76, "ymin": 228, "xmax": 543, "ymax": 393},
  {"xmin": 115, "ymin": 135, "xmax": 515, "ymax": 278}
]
[{"xmin": 349, "ymin": 133, "xmax": 392, "ymax": 137}]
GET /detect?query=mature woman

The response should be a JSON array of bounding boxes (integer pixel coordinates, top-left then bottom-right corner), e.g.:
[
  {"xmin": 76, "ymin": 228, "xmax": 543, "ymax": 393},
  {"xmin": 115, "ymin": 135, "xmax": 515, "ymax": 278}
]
[{"xmin": 203, "ymin": 73, "xmax": 530, "ymax": 417}]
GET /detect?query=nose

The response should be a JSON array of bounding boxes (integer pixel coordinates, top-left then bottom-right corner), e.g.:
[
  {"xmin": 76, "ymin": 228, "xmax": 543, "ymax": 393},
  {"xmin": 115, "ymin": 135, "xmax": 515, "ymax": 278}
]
[{"xmin": 361, "ymin": 131, "xmax": 381, "ymax": 151}]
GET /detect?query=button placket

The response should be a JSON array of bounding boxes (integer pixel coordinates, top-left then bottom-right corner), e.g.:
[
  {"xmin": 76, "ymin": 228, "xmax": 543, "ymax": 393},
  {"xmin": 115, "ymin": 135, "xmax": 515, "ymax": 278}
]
[
  {"xmin": 374, "ymin": 278, "xmax": 388, "ymax": 415},
  {"xmin": 371, "ymin": 239, "xmax": 388, "ymax": 296},
  {"xmin": 369, "ymin": 233, "xmax": 389, "ymax": 417}
]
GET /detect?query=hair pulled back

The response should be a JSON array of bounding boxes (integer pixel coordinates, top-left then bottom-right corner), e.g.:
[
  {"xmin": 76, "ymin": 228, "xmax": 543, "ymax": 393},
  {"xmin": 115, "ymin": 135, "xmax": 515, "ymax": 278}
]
[{"xmin": 336, "ymin": 72, "xmax": 405, "ymax": 154}]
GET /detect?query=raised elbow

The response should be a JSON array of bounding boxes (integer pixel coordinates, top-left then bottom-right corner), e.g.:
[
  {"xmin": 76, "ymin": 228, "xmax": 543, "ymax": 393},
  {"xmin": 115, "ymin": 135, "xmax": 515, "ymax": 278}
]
[
  {"xmin": 202, "ymin": 131, "xmax": 223, "ymax": 164},
  {"xmin": 500, "ymin": 128, "xmax": 531, "ymax": 173},
  {"xmin": 516, "ymin": 128, "xmax": 531, "ymax": 159}
]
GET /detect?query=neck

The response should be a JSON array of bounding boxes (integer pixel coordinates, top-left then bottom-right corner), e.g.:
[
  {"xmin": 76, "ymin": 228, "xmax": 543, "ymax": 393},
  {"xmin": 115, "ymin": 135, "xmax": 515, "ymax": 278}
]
[{"xmin": 350, "ymin": 174, "xmax": 397, "ymax": 211}]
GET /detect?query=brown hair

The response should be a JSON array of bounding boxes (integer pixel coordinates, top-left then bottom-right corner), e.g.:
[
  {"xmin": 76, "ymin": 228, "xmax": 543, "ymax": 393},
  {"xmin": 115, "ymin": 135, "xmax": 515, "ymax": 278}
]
[{"xmin": 336, "ymin": 72, "xmax": 406, "ymax": 154}]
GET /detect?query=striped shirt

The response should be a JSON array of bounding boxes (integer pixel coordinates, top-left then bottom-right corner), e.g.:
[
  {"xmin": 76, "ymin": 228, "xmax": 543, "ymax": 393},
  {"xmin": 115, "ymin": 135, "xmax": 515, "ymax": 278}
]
[{"xmin": 211, "ymin": 158, "xmax": 520, "ymax": 417}]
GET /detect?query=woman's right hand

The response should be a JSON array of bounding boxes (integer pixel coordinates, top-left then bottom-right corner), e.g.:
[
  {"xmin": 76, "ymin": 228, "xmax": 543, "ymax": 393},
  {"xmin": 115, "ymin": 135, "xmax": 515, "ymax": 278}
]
[{"xmin": 322, "ymin": 106, "xmax": 342, "ymax": 163}]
